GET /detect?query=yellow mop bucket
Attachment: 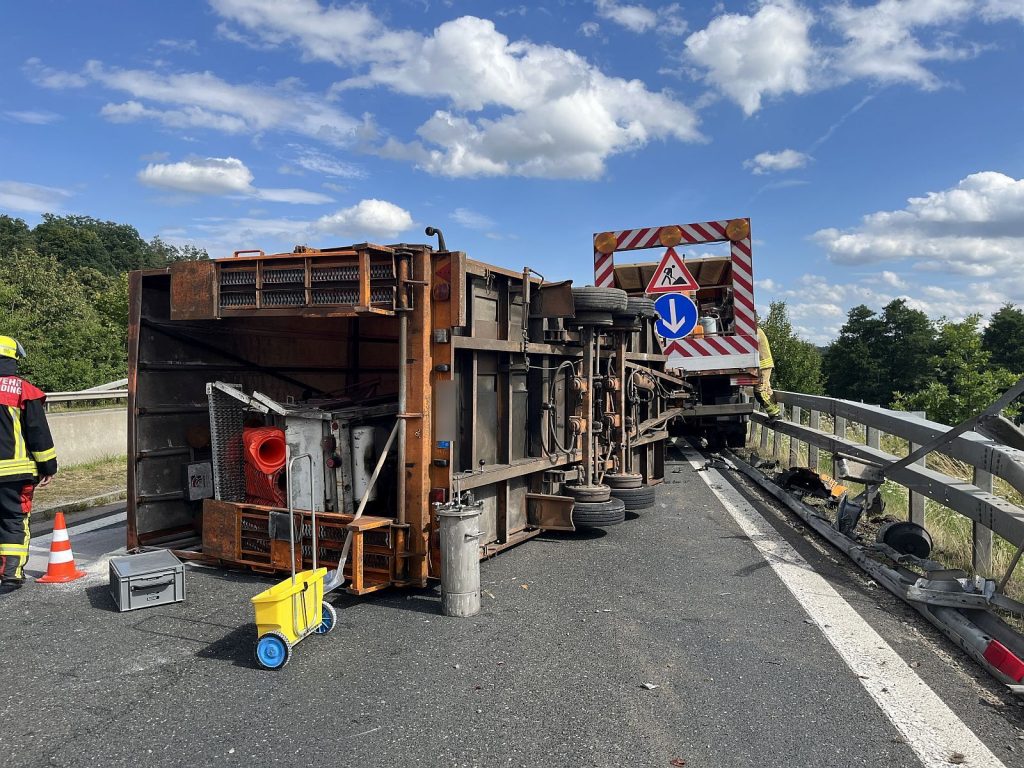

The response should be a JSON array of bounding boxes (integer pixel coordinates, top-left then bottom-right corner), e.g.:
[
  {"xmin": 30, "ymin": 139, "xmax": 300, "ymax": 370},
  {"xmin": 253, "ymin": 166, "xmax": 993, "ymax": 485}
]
[
  {"xmin": 251, "ymin": 451, "xmax": 336, "ymax": 670},
  {"xmin": 252, "ymin": 567, "xmax": 328, "ymax": 643}
]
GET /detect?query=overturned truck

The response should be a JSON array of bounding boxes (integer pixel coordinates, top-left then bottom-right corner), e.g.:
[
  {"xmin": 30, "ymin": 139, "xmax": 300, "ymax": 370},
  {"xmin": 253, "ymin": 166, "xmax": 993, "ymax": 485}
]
[{"xmin": 127, "ymin": 220, "xmax": 756, "ymax": 593}]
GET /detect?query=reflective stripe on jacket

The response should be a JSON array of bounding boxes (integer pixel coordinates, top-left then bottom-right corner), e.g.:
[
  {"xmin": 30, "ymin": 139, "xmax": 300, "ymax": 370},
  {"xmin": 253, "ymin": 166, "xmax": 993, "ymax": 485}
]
[{"xmin": 0, "ymin": 376, "xmax": 58, "ymax": 482}]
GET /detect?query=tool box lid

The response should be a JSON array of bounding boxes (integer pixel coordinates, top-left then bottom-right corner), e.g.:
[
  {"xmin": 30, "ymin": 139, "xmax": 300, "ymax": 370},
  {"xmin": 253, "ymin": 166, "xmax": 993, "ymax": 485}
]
[{"xmin": 109, "ymin": 549, "xmax": 183, "ymax": 578}]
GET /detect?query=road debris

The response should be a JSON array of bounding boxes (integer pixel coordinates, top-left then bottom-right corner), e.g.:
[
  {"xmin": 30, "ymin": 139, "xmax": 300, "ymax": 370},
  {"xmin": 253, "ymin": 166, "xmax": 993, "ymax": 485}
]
[{"xmin": 641, "ymin": 682, "xmax": 660, "ymax": 690}]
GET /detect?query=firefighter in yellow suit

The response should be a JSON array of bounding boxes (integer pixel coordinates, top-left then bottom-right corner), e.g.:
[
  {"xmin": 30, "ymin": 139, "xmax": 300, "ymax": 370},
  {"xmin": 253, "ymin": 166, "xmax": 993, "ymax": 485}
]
[
  {"xmin": 755, "ymin": 326, "xmax": 781, "ymax": 419},
  {"xmin": 0, "ymin": 336, "xmax": 57, "ymax": 589}
]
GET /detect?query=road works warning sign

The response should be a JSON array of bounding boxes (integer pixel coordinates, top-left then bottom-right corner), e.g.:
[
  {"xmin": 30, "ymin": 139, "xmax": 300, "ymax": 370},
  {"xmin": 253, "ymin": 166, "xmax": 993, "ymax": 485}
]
[{"xmin": 645, "ymin": 247, "xmax": 699, "ymax": 295}]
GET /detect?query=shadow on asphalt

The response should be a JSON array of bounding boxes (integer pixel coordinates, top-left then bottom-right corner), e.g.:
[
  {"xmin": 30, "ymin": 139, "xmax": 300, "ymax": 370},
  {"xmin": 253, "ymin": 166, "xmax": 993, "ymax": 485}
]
[
  {"xmin": 535, "ymin": 528, "xmax": 607, "ymax": 542},
  {"xmin": 196, "ymin": 623, "xmax": 261, "ymax": 668},
  {"xmin": 85, "ymin": 583, "xmax": 119, "ymax": 612},
  {"xmin": 367, "ymin": 586, "xmax": 442, "ymax": 616}
]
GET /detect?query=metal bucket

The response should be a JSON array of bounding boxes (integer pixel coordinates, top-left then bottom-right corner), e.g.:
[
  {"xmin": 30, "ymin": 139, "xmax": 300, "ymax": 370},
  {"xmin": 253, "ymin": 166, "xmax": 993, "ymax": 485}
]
[
  {"xmin": 437, "ymin": 501, "xmax": 484, "ymax": 617},
  {"xmin": 699, "ymin": 316, "xmax": 719, "ymax": 335}
]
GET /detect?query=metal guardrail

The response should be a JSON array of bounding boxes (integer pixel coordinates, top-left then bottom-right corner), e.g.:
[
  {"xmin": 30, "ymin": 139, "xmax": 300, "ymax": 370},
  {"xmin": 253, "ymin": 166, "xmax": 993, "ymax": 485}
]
[
  {"xmin": 751, "ymin": 390, "xmax": 1024, "ymax": 576},
  {"xmin": 46, "ymin": 379, "xmax": 129, "ymax": 409},
  {"xmin": 744, "ymin": 390, "xmax": 1024, "ymax": 693}
]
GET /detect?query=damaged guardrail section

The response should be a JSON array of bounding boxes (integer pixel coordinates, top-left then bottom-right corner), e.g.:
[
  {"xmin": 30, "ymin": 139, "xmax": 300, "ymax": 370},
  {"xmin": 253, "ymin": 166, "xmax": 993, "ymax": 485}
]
[{"xmin": 742, "ymin": 389, "xmax": 1024, "ymax": 694}]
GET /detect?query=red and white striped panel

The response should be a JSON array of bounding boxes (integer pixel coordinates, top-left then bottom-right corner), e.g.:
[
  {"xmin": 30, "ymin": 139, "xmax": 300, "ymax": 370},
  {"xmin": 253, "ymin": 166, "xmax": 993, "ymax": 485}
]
[{"xmin": 593, "ymin": 218, "xmax": 757, "ymax": 363}]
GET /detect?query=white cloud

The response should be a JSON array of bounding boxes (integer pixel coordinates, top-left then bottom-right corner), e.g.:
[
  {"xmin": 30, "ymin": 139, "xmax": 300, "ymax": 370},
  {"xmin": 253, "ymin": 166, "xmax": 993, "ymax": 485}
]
[
  {"xmin": 32, "ymin": 59, "xmax": 361, "ymax": 145},
  {"xmin": 812, "ymin": 171, "xmax": 1024, "ymax": 276},
  {"xmin": 23, "ymin": 57, "xmax": 87, "ymax": 88},
  {"xmin": 451, "ymin": 208, "xmax": 495, "ymax": 230},
  {"xmin": 315, "ymin": 199, "xmax": 413, "ymax": 239},
  {"xmin": 176, "ymin": 198, "xmax": 415, "ymax": 255},
  {"xmin": 594, "ymin": 1, "xmax": 688, "ymax": 35},
  {"xmin": 156, "ymin": 38, "xmax": 199, "ymax": 53},
  {"xmin": 138, "ymin": 156, "xmax": 333, "ymax": 204},
  {"xmin": 982, "ymin": 0, "xmax": 1024, "ymax": 22},
  {"xmin": 579, "ymin": 21, "xmax": 601, "ymax": 37},
  {"xmin": 595, "ymin": 0, "xmax": 658, "ymax": 33},
  {"xmin": 685, "ymin": 1, "xmax": 816, "ymax": 115},
  {"xmin": 288, "ymin": 146, "xmax": 366, "ymax": 178},
  {"xmin": 756, "ymin": 278, "xmax": 781, "ymax": 291},
  {"xmin": 743, "ymin": 148, "xmax": 811, "ymax": 175},
  {"xmin": 213, "ymin": 6, "xmax": 701, "ymax": 179},
  {"xmin": 3, "ymin": 110, "xmax": 62, "ymax": 125},
  {"xmin": 829, "ymin": 0, "xmax": 977, "ymax": 90},
  {"xmin": 0, "ymin": 180, "xmax": 72, "ymax": 214}
]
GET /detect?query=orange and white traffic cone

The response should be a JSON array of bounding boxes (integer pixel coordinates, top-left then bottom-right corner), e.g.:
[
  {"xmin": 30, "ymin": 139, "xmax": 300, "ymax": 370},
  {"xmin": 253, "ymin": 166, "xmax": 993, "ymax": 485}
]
[{"xmin": 36, "ymin": 512, "xmax": 86, "ymax": 583}]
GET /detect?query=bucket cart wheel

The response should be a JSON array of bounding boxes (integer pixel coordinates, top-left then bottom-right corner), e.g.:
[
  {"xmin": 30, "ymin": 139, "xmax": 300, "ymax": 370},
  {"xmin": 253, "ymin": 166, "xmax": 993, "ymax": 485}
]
[
  {"xmin": 255, "ymin": 631, "xmax": 292, "ymax": 670},
  {"xmin": 314, "ymin": 601, "xmax": 337, "ymax": 635}
]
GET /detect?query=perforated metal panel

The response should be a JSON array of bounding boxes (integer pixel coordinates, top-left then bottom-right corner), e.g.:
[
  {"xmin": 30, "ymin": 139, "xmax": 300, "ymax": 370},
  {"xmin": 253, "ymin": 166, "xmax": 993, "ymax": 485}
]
[{"xmin": 207, "ymin": 384, "xmax": 246, "ymax": 502}]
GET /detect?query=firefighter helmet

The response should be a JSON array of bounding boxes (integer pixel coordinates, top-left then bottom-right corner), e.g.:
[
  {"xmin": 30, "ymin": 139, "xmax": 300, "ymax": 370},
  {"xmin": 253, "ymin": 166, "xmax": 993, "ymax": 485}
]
[{"xmin": 0, "ymin": 336, "xmax": 25, "ymax": 359}]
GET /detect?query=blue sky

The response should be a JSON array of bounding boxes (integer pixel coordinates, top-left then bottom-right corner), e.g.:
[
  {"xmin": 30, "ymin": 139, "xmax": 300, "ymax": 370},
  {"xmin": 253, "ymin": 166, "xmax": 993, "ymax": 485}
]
[{"xmin": 1, "ymin": 0, "xmax": 1022, "ymax": 343}]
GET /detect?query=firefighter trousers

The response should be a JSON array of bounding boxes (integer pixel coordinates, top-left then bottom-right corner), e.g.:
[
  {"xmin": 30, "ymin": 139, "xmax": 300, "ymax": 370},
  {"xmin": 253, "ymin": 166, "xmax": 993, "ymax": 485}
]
[
  {"xmin": 755, "ymin": 367, "xmax": 781, "ymax": 418},
  {"xmin": 0, "ymin": 482, "xmax": 33, "ymax": 581}
]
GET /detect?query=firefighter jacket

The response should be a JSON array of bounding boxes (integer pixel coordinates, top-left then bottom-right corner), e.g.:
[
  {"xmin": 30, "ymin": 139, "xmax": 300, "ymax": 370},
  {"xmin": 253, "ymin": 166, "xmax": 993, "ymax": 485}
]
[
  {"xmin": 756, "ymin": 327, "xmax": 774, "ymax": 370},
  {"xmin": 0, "ymin": 374, "xmax": 58, "ymax": 482}
]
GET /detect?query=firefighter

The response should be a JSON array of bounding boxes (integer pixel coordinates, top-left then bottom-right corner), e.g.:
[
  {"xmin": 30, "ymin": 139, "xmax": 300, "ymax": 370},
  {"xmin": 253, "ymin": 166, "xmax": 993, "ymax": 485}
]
[
  {"xmin": 755, "ymin": 324, "xmax": 781, "ymax": 420},
  {"xmin": 0, "ymin": 336, "xmax": 57, "ymax": 589}
]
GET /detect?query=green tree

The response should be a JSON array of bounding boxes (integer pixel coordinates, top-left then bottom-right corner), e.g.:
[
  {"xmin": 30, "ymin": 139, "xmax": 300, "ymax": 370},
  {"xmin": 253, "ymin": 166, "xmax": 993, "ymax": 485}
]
[
  {"xmin": 880, "ymin": 299, "xmax": 935, "ymax": 397},
  {"xmin": 762, "ymin": 301, "xmax": 824, "ymax": 394},
  {"xmin": 0, "ymin": 249, "xmax": 126, "ymax": 391},
  {"xmin": 982, "ymin": 304, "xmax": 1024, "ymax": 374},
  {"xmin": 894, "ymin": 315, "xmax": 1018, "ymax": 425},
  {"xmin": 149, "ymin": 236, "xmax": 209, "ymax": 263},
  {"xmin": 0, "ymin": 215, "xmax": 33, "ymax": 255},
  {"xmin": 822, "ymin": 305, "xmax": 888, "ymax": 404},
  {"xmin": 33, "ymin": 214, "xmax": 164, "ymax": 275}
]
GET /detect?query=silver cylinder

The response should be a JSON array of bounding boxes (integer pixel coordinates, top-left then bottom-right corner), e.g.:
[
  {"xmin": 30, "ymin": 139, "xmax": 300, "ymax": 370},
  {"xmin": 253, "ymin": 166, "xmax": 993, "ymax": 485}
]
[
  {"xmin": 351, "ymin": 426, "xmax": 378, "ymax": 504},
  {"xmin": 700, "ymin": 316, "xmax": 719, "ymax": 335},
  {"xmin": 437, "ymin": 502, "xmax": 483, "ymax": 617}
]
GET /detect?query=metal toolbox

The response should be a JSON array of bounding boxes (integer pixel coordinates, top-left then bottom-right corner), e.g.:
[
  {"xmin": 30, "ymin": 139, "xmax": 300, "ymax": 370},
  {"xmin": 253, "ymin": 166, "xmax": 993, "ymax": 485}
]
[{"xmin": 109, "ymin": 550, "xmax": 185, "ymax": 612}]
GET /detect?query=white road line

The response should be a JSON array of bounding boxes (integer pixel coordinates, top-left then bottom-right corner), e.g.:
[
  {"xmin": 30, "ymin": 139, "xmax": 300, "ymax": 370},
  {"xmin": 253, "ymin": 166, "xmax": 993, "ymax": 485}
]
[{"xmin": 684, "ymin": 449, "xmax": 1006, "ymax": 768}]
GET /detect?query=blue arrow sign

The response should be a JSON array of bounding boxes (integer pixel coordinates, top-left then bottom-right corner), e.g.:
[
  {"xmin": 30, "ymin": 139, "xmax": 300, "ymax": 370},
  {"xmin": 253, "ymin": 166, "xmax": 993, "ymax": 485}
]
[{"xmin": 654, "ymin": 293, "xmax": 698, "ymax": 340}]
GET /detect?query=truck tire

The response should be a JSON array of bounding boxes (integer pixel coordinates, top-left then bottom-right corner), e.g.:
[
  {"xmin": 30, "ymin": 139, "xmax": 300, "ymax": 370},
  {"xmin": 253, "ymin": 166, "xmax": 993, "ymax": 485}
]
[
  {"xmin": 610, "ymin": 485, "xmax": 655, "ymax": 510},
  {"xmin": 563, "ymin": 484, "xmax": 611, "ymax": 503},
  {"xmin": 605, "ymin": 472, "xmax": 643, "ymax": 489},
  {"xmin": 626, "ymin": 297, "xmax": 657, "ymax": 318},
  {"xmin": 572, "ymin": 497, "xmax": 626, "ymax": 528},
  {"xmin": 572, "ymin": 286, "xmax": 628, "ymax": 313},
  {"xmin": 571, "ymin": 311, "xmax": 613, "ymax": 327}
]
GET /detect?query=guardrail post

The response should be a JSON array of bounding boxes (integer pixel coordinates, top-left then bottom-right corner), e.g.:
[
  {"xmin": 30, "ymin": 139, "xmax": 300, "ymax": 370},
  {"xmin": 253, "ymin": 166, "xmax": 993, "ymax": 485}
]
[
  {"xmin": 832, "ymin": 415, "xmax": 846, "ymax": 475},
  {"xmin": 908, "ymin": 440, "xmax": 926, "ymax": 526},
  {"xmin": 866, "ymin": 426, "xmax": 880, "ymax": 450},
  {"xmin": 808, "ymin": 410, "xmax": 820, "ymax": 471},
  {"xmin": 772, "ymin": 406, "xmax": 782, "ymax": 459},
  {"xmin": 973, "ymin": 468, "xmax": 993, "ymax": 576},
  {"xmin": 759, "ymin": 411, "xmax": 770, "ymax": 453},
  {"xmin": 790, "ymin": 405, "xmax": 802, "ymax": 466}
]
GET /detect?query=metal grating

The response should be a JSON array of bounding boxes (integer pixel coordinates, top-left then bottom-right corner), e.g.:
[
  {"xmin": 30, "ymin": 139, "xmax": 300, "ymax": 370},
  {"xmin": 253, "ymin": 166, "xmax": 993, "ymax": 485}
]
[
  {"xmin": 207, "ymin": 385, "xmax": 247, "ymax": 502},
  {"xmin": 263, "ymin": 290, "xmax": 305, "ymax": 307},
  {"xmin": 311, "ymin": 288, "xmax": 359, "ymax": 305},
  {"xmin": 312, "ymin": 266, "xmax": 359, "ymax": 282},
  {"xmin": 370, "ymin": 264, "xmax": 395, "ymax": 280},
  {"xmin": 220, "ymin": 292, "xmax": 256, "ymax": 308},
  {"xmin": 263, "ymin": 268, "xmax": 304, "ymax": 284},
  {"xmin": 220, "ymin": 269, "xmax": 257, "ymax": 286}
]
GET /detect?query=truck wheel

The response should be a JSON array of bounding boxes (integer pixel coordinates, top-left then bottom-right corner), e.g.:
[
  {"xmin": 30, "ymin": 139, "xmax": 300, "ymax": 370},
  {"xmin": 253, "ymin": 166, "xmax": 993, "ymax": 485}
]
[
  {"xmin": 626, "ymin": 297, "xmax": 657, "ymax": 318},
  {"xmin": 572, "ymin": 286, "xmax": 628, "ymax": 312},
  {"xmin": 610, "ymin": 485, "xmax": 656, "ymax": 510},
  {"xmin": 605, "ymin": 472, "xmax": 643, "ymax": 489},
  {"xmin": 572, "ymin": 497, "xmax": 626, "ymax": 528},
  {"xmin": 563, "ymin": 484, "xmax": 611, "ymax": 503},
  {"xmin": 571, "ymin": 311, "xmax": 613, "ymax": 327}
]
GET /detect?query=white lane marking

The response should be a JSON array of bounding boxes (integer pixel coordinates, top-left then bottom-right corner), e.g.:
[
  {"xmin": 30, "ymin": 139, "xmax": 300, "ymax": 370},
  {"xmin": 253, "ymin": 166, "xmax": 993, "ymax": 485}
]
[{"xmin": 684, "ymin": 449, "xmax": 1006, "ymax": 768}]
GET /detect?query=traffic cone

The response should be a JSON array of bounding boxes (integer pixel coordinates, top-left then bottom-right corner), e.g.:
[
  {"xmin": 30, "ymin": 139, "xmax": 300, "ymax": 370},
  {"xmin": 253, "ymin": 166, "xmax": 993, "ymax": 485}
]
[{"xmin": 36, "ymin": 512, "xmax": 86, "ymax": 583}]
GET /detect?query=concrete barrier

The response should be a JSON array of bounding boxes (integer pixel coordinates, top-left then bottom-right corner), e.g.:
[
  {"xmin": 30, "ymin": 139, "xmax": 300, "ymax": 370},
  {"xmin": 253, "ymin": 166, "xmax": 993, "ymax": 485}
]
[{"xmin": 48, "ymin": 407, "xmax": 127, "ymax": 466}]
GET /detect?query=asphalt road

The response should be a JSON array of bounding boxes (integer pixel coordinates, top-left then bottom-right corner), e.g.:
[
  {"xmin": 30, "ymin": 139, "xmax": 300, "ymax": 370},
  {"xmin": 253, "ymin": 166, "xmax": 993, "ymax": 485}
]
[{"xmin": 2, "ymin": 455, "xmax": 1022, "ymax": 767}]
